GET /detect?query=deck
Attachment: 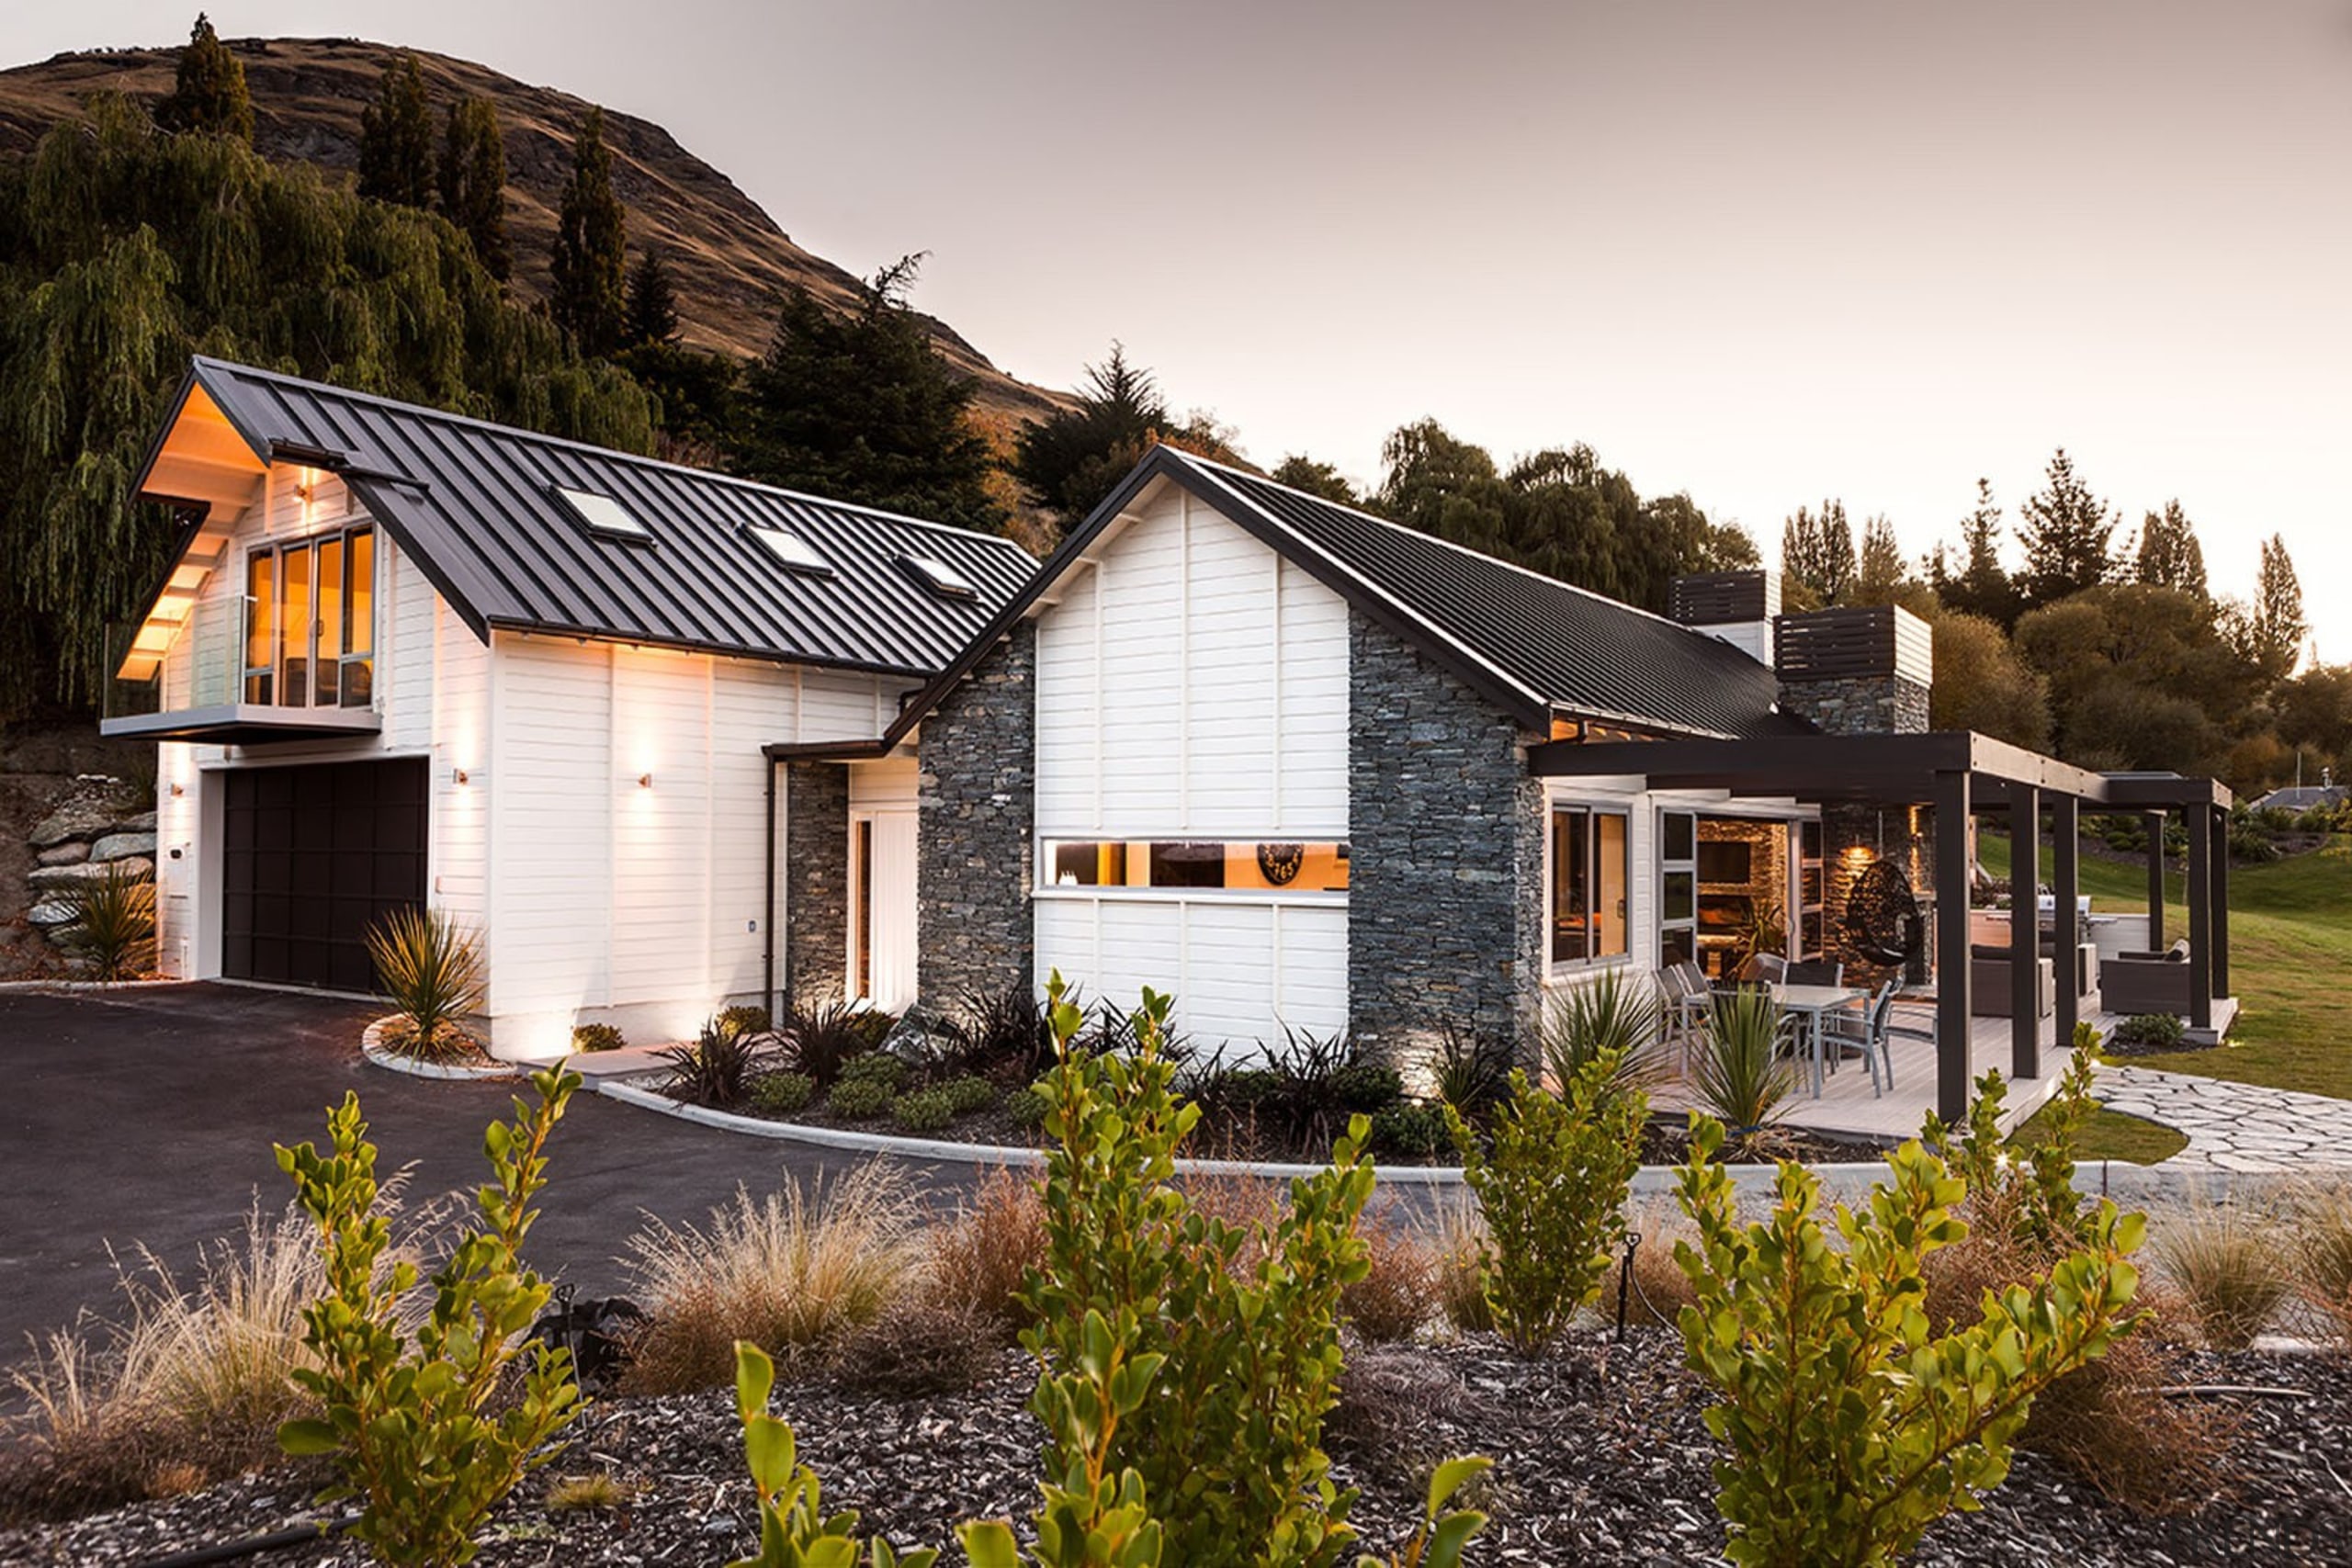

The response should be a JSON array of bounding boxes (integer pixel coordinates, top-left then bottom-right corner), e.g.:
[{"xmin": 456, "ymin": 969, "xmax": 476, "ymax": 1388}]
[{"xmin": 1650, "ymin": 998, "xmax": 2240, "ymax": 1143}]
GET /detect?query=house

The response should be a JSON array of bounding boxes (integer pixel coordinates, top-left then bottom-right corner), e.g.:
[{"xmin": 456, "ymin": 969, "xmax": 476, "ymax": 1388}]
[
  {"xmin": 2250, "ymin": 780, "xmax": 2344, "ymax": 815},
  {"xmin": 818, "ymin": 445, "xmax": 2238, "ymax": 1122},
  {"xmin": 104, "ymin": 357, "xmax": 1033, "ymax": 1058}
]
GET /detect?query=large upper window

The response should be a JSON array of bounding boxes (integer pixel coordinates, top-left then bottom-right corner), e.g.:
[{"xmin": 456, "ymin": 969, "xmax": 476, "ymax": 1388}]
[
  {"xmin": 1042, "ymin": 840, "xmax": 1349, "ymax": 895},
  {"xmin": 243, "ymin": 525, "xmax": 374, "ymax": 709},
  {"xmin": 1551, "ymin": 807, "xmax": 1629, "ymax": 965}
]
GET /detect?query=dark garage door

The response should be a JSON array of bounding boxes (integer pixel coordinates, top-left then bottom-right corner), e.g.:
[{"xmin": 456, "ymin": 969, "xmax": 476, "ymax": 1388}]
[{"xmin": 221, "ymin": 759, "xmax": 429, "ymax": 990}]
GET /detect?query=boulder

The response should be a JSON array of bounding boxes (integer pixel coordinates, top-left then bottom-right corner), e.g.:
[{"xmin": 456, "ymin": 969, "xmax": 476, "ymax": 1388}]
[
  {"xmin": 36, "ymin": 841, "xmax": 90, "ymax": 868},
  {"xmin": 120, "ymin": 809, "xmax": 158, "ymax": 832},
  {"xmin": 28, "ymin": 858, "xmax": 153, "ymax": 893},
  {"xmin": 28, "ymin": 898, "xmax": 76, "ymax": 928},
  {"xmin": 28, "ymin": 797, "xmax": 118, "ymax": 850},
  {"xmin": 91, "ymin": 831, "xmax": 158, "ymax": 863}
]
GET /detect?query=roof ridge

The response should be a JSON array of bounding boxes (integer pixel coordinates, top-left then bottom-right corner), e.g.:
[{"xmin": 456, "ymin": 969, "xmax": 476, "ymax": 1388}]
[
  {"xmin": 189, "ymin": 355, "xmax": 1034, "ymax": 558},
  {"xmin": 1166, "ymin": 446, "xmax": 1745, "ymax": 646}
]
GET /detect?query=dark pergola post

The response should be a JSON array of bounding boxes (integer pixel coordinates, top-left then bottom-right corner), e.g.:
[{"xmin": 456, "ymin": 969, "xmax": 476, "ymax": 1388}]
[
  {"xmin": 2053, "ymin": 793, "xmax": 2080, "ymax": 1053},
  {"xmin": 2186, "ymin": 801, "xmax": 2213, "ymax": 1032},
  {"xmin": 2211, "ymin": 808, "xmax": 2231, "ymax": 999},
  {"xmin": 2009, "ymin": 783, "xmax": 2041, "ymax": 1080},
  {"xmin": 2143, "ymin": 811, "xmax": 2166, "ymax": 949},
  {"xmin": 1933, "ymin": 769, "xmax": 1973, "ymax": 1122}
]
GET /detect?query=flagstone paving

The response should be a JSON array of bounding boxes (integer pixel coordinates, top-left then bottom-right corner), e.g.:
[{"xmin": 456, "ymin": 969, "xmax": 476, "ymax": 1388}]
[{"xmin": 2096, "ymin": 1064, "xmax": 2352, "ymax": 1173}]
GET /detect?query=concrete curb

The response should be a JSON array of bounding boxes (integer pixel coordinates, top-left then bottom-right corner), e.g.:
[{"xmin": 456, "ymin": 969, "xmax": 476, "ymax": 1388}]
[
  {"xmin": 592, "ymin": 1078, "xmax": 2019, "ymax": 1191},
  {"xmin": 0, "ymin": 977, "xmax": 183, "ymax": 993},
  {"xmin": 360, "ymin": 1016, "xmax": 524, "ymax": 1082}
]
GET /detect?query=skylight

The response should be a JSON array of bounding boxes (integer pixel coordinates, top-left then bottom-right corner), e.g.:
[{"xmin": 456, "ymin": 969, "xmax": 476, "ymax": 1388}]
[
  {"xmin": 900, "ymin": 554, "xmax": 978, "ymax": 600},
  {"xmin": 748, "ymin": 526, "xmax": 833, "ymax": 576},
  {"xmin": 553, "ymin": 486, "xmax": 650, "ymax": 540}
]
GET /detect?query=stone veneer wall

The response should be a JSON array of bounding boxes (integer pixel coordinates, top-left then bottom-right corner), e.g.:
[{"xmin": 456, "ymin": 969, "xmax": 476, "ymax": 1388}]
[
  {"xmin": 783, "ymin": 761, "xmax": 849, "ymax": 1005},
  {"xmin": 1778, "ymin": 672, "xmax": 1930, "ymax": 737},
  {"xmin": 914, "ymin": 621, "xmax": 1036, "ymax": 1012},
  {"xmin": 1347, "ymin": 608, "xmax": 1547, "ymax": 1067}
]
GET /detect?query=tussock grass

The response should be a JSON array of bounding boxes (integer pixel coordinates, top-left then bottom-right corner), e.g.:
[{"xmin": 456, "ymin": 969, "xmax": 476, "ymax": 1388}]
[
  {"xmin": 922, "ymin": 1166, "xmax": 1045, "ymax": 1336},
  {"xmin": 1341, "ymin": 1213, "xmax": 1438, "ymax": 1345},
  {"xmin": 544, "ymin": 1470, "xmax": 635, "ymax": 1512},
  {"xmin": 2150, "ymin": 1200, "xmax": 2292, "ymax": 1350},
  {"xmin": 1431, "ymin": 1194, "xmax": 1492, "ymax": 1336},
  {"xmin": 0, "ymin": 1195, "xmax": 432, "ymax": 1523},
  {"xmin": 1621, "ymin": 1202, "xmax": 1701, "ymax": 1329},
  {"xmin": 620, "ymin": 1163, "xmax": 922, "ymax": 1394}
]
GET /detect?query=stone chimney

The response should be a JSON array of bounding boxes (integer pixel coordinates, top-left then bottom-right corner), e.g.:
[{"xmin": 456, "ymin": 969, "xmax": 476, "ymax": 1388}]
[
  {"xmin": 1668, "ymin": 570, "xmax": 1779, "ymax": 667},
  {"xmin": 1773, "ymin": 604, "xmax": 1933, "ymax": 736}
]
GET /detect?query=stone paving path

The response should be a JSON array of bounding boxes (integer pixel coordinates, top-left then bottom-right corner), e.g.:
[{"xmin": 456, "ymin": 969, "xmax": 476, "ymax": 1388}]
[{"xmin": 2096, "ymin": 1064, "xmax": 2352, "ymax": 1173}]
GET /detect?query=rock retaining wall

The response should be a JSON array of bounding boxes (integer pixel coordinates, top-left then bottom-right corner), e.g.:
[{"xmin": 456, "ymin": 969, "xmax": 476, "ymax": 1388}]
[{"xmin": 23, "ymin": 779, "xmax": 157, "ymax": 963}]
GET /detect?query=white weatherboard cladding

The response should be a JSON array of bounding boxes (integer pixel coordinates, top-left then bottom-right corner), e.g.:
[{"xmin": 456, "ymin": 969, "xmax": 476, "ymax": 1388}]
[
  {"xmin": 485, "ymin": 635, "xmax": 893, "ymax": 1058},
  {"xmin": 1030, "ymin": 484, "xmax": 1351, "ymax": 1055}
]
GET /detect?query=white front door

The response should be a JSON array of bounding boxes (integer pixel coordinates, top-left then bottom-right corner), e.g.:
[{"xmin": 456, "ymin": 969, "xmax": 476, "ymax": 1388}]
[{"xmin": 850, "ymin": 808, "xmax": 918, "ymax": 1011}]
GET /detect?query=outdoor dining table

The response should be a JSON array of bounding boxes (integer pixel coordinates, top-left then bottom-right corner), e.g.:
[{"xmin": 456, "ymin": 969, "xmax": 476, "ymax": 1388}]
[{"xmin": 1774, "ymin": 982, "xmax": 1871, "ymax": 1097}]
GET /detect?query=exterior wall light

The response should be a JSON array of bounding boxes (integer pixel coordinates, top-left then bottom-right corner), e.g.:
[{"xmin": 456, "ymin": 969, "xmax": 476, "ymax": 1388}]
[
  {"xmin": 638, "ymin": 773, "xmax": 653, "ymax": 789},
  {"xmin": 452, "ymin": 767, "xmax": 470, "ymax": 786}
]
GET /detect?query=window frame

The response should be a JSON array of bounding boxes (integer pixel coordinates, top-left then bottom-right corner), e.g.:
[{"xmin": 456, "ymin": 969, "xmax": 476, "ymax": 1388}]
[
  {"xmin": 1033, "ymin": 836, "xmax": 1351, "ymax": 903},
  {"xmin": 1547, "ymin": 802, "xmax": 1633, "ymax": 974},
  {"xmin": 241, "ymin": 522, "xmax": 378, "ymax": 712}
]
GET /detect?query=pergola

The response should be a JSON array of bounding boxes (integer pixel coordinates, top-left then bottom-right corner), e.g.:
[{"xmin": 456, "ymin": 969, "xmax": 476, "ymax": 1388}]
[{"xmin": 1526, "ymin": 730, "xmax": 2235, "ymax": 1122}]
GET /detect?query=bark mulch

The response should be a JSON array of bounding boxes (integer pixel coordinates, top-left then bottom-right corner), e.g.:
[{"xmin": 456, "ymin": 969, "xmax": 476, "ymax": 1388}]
[{"xmin": 6, "ymin": 1329, "xmax": 2348, "ymax": 1566}]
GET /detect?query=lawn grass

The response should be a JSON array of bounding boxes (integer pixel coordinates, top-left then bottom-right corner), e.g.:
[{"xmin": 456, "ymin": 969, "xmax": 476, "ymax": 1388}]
[
  {"xmin": 1981, "ymin": 829, "xmax": 2352, "ymax": 1154},
  {"xmin": 2010, "ymin": 1103, "xmax": 2189, "ymax": 1166}
]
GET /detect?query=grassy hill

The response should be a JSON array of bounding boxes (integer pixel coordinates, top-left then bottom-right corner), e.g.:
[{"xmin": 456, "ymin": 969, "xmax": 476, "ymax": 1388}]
[
  {"xmin": 1982, "ymin": 830, "xmax": 2352, "ymax": 1106},
  {"xmin": 0, "ymin": 35, "xmax": 1071, "ymax": 428}
]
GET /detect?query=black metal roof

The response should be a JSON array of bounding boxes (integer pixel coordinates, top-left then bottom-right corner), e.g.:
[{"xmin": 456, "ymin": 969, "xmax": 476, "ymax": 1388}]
[
  {"xmin": 151, "ymin": 357, "xmax": 1036, "ymax": 678},
  {"xmin": 883, "ymin": 446, "xmax": 1803, "ymax": 746}
]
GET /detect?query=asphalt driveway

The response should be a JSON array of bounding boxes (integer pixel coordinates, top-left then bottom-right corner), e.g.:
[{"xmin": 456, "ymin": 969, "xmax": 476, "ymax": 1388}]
[{"xmin": 0, "ymin": 984, "xmax": 977, "ymax": 1353}]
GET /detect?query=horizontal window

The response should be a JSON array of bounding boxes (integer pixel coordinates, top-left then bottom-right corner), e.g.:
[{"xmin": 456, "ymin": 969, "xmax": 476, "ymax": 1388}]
[{"xmin": 1042, "ymin": 840, "xmax": 1349, "ymax": 895}]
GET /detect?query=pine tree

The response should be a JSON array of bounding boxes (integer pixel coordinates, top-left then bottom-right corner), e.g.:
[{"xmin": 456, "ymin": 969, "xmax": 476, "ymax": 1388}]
[
  {"xmin": 1852, "ymin": 513, "xmax": 1910, "ymax": 604},
  {"xmin": 623, "ymin": 250, "xmax": 680, "ymax": 347},
  {"xmin": 1781, "ymin": 500, "xmax": 1856, "ymax": 606},
  {"xmin": 730, "ymin": 255, "xmax": 1003, "ymax": 531},
  {"xmin": 2135, "ymin": 500, "xmax": 2208, "ymax": 598},
  {"xmin": 2017, "ymin": 448, "xmax": 2119, "ymax": 606},
  {"xmin": 356, "ymin": 52, "xmax": 435, "ymax": 209},
  {"xmin": 2248, "ymin": 533, "xmax": 2307, "ymax": 679},
  {"xmin": 437, "ymin": 96, "xmax": 509, "ymax": 280},
  {"xmin": 1014, "ymin": 344, "xmax": 1185, "ymax": 522},
  {"xmin": 550, "ymin": 106, "xmax": 628, "ymax": 357},
  {"xmin": 1931, "ymin": 478, "xmax": 2020, "ymax": 626},
  {"xmin": 153, "ymin": 13, "xmax": 254, "ymax": 143}
]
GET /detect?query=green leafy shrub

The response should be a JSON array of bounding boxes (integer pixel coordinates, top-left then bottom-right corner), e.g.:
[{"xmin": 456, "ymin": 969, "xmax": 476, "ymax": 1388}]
[
  {"xmin": 1332, "ymin": 1062, "xmax": 1406, "ymax": 1113},
  {"xmin": 727, "ymin": 1341, "xmax": 937, "ymax": 1568},
  {"xmin": 2109, "ymin": 1013, "xmax": 2188, "ymax": 1053},
  {"xmin": 839, "ymin": 1052, "xmax": 909, "ymax": 1090},
  {"xmin": 1443, "ymin": 1055, "xmax": 1644, "ymax": 1354},
  {"xmin": 1004, "ymin": 1086, "xmax": 1051, "ymax": 1131},
  {"xmin": 59, "ymin": 863, "xmax": 155, "ymax": 980},
  {"xmin": 658, "ymin": 1016, "xmax": 771, "ymax": 1109},
  {"xmin": 942, "ymin": 1075, "xmax": 999, "ymax": 1115},
  {"xmin": 1186, "ymin": 1064, "xmax": 1280, "ymax": 1111},
  {"xmin": 1368, "ymin": 1102, "xmax": 1449, "ymax": 1160},
  {"xmin": 828, "ymin": 1077, "xmax": 893, "ymax": 1120},
  {"xmin": 1924, "ymin": 1057, "xmax": 2099, "ymax": 1255},
  {"xmin": 276, "ymin": 1068, "xmax": 583, "ymax": 1567},
  {"xmin": 570, "ymin": 1022, "xmax": 626, "ymax": 1054},
  {"xmin": 717, "ymin": 1004, "xmax": 772, "ymax": 1037},
  {"xmin": 1538, "ymin": 965, "xmax": 1667, "ymax": 1106},
  {"xmin": 1017, "ymin": 975, "xmax": 1374, "ymax": 1566},
  {"xmin": 892, "ymin": 1088, "xmax": 956, "ymax": 1134},
  {"xmin": 1688, "ymin": 988, "xmax": 1793, "ymax": 1142},
  {"xmin": 365, "ymin": 908, "xmax": 486, "ymax": 1063},
  {"xmin": 1671, "ymin": 1116, "xmax": 2144, "ymax": 1568},
  {"xmin": 751, "ymin": 1072, "xmax": 815, "ymax": 1115}
]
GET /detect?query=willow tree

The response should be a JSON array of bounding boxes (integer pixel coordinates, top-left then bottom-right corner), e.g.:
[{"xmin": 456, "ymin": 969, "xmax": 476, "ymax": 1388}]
[{"xmin": 0, "ymin": 94, "xmax": 654, "ymax": 716}]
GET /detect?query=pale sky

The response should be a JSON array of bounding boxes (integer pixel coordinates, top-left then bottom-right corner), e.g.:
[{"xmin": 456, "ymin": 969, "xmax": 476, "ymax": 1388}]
[{"xmin": 13, "ymin": 2, "xmax": 2351, "ymax": 659}]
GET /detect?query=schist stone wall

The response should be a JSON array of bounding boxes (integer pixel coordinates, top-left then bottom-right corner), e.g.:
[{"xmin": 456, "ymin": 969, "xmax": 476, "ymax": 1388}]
[
  {"xmin": 914, "ymin": 621, "xmax": 1036, "ymax": 1012},
  {"xmin": 783, "ymin": 761, "xmax": 849, "ymax": 1004},
  {"xmin": 1777, "ymin": 672, "xmax": 1931, "ymax": 738},
  {"xmin": 1346, "ymin": 607, "xmax": 1547, "ymax": 1067}
]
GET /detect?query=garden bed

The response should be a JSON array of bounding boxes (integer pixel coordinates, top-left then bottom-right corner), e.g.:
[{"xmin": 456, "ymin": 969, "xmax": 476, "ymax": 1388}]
[{"xmin": 7, "ymin": 1329, "xmax": 2346, "ymax": 1567}]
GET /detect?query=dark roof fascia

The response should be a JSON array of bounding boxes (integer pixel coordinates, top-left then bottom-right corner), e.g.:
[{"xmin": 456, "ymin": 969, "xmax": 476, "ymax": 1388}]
[
  {"xmin": 762, "ymin": 738, "xmax": 895, "ymax": 762},
  {"xmin": 341, "ymin": 475, "xmax": 494, "ymax": 645},
  {"xmin": 878, "ymin": 446, "xmax": 1555, "ymax": 748},
  {"xmin": 2101, "ymin": 773, "xmax": 2235, "ymax": 811}
]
